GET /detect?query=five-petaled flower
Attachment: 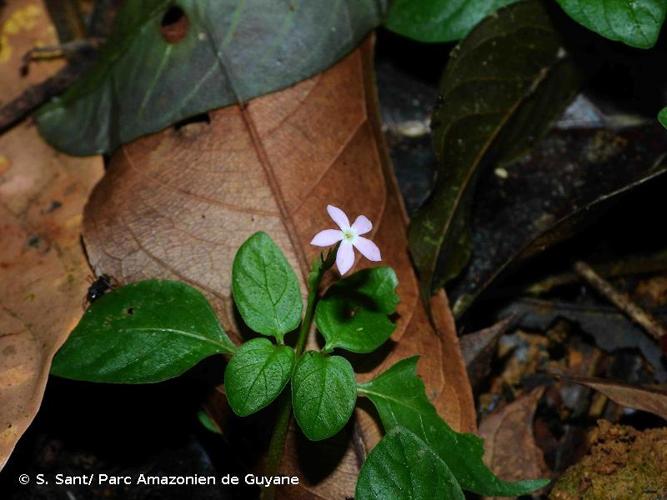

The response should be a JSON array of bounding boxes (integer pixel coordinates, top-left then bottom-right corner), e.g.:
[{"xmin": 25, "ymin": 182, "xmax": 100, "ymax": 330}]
[{"xmin": 310, "ymin": 205, "xmax": 381, "ymax": 275}]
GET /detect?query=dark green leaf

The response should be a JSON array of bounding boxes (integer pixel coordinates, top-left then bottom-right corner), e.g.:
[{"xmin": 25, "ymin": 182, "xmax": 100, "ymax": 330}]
[
  {"xmin": 555, "ymin": 0, "xmax": 666, "ymax": 49},
  {"xmin": 660, "ymin": 108, "xmax": 667, "ymax": 128},
  {"xmin": 232, "ymin": 232, "xmax": 302, "ymax": 343},
  {"xmin": 356, "ymin": 427, "xmax": 465, "ymax": 500},
  {"xmin": 292, "ymin": 352, "xmax": 356, "ymax": 441},
  {"xmin": 385, "ymin": 0, "xmax": 518, "ymax": 43},
  {"xmin": 408, "ymin": 0, "xmax": 581, "ymax": 296},
  {"xmin": 224, "ymin": 338, "xmax": 295, "ymax": 416},
  {"xmin": 51, "ymin": 280, "xmax": 235, "ymax": 383},
  {"xmin": 315, "ymin": 267, "xmax": 398, "ymax": 353},
  {"xmin": 449, "ymin": 125, "xmax": 667, "ymax": 317},
  {"xmin": 358, "ymin": 357, "xmax": 549, "ymax": 496},
  {"xmin": 36, "ymin": 0, "xmax": 388, "ymax": 155}
]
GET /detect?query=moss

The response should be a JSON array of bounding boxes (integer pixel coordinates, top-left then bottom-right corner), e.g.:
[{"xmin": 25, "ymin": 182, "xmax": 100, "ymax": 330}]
[{"xmin": 550, "ymin": 421, "xmax": 667, "ymax": 500}]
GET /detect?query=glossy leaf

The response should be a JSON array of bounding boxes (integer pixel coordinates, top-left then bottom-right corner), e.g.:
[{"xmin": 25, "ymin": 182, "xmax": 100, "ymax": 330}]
[
  {"xmin": 292, "ymin": 352, "xmax": 356, "ymax": 441},
  {"xmin": 555, "ymin": 0, "xmax": 666, "ymax": 49},
  {"xmin": 358, "ymin": 357, "xmax": 549, "ymax": 496},
  {"xmin": 51, "ymin": 280, "xmax": 235, "ymax": 383},
  {"xmin": 35, "ymin": 0, "xmax": 388, "ymax": 155},
  {"xmin": 409, "ymin": 0, "xmax": 580, "ymax": 296},
  {"xmin": 232, "ymin": 232, "xmax": 302, "ymax": 343},
  {"xmin": 660, "ymin": 108, "xmax": 667, "ymax": 128},
  {"xmin": 385, "ymin": 0, "xmax": 518, "ymax": 43},
  {"xmin": 315, "ymin": 267, "xmax": 398, "ymax": 353},
  {"xmin": 356, "ymin": 427, "xmax": 465, "ymax": 500},
  {"xmin": 224, "ymin": 338, "xmax": 295, "ymax": 416}
]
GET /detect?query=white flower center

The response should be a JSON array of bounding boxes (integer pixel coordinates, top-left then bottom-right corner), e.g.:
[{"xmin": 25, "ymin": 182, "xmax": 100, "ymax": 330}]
[{"xmin": 342, "ymin": 228, "xmax": 357, "ymax": 243}]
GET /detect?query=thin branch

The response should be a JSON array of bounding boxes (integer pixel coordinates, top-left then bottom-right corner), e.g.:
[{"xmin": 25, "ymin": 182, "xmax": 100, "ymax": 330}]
[{"xmin": 574, "ymin": 260, "xmax": 667, "ymax": 342}]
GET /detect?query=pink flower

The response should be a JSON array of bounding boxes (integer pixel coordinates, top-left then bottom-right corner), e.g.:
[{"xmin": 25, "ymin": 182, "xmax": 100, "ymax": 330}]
[{"xmin": 310, "ymin": 205, "xmax": 382, "ymax": 275}]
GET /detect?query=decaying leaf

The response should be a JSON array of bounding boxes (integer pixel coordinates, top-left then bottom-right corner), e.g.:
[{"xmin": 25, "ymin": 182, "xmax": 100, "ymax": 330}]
[
  {"xmin": 450, "ymin": 125, "xmax": 667, "ymax": 317},
  {"xmin": 479, "ymin": 387, "xmax": 550, "ymax": 498},
  {"xmin": 36, "ymin": 0, "xmax": 388, "ymax": 155},
  {"xmin": 81, "ymin": 39, "xmax": 476, "ymax": 497},
  {"xmin": 565, "ymin": 376, "xmax": 667, "ymax": 421},
  {"xmin": 460, "ymin": 316, "xmax": 514, "ymax": 389},
  {"xmin": 0, "ymin": 0, "xmax": 104, "ymax": 470}
]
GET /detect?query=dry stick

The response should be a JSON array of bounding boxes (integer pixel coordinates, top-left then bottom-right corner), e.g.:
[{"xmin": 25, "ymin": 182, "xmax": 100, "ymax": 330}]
[{"xmin": 574, "ymin": 260, "xmax": 667, "ymax": 342}]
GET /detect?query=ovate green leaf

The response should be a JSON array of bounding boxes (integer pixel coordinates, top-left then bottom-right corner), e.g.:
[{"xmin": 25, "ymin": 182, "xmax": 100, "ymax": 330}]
[
  {"xmin": 659, "ymin": 108, "xmax": 667, "ymax": 129},
  {"xmin": 408, "ymin": 0, "xmax": 581, "ymax": 296},
  {"xmin": 385, "ymin": 0, "xmax": 518, "ymax": 43},
  {"xmin": 292, "ymin": 352, "xmax": 356, "ymax": 441},
  {"xmin": 356, "ymin": 427, "xmax": 465, "ymax": 500},
  {"xmin": 36, "ymin": 0, "xmax": 388, "ymax": 155},
  {"xmin": 224, "ymin": 338, "xmax": 295, "ymax": 416},
  {"xmin": 232, "ymin": 232, "xmax": 302, "ymax": 343},
  {"xmin": 555, "ymin": 0, "xmax": 666, "ymax": 49},
  {"xmin": 358, "ymin": 357, "xmax": 549, "ymax": 496},
  {"xmin": 51, "ymin": 280, "xmax": 235, "ymax": 383},
  {"xmin": 315, "ymin": 267, "xmax": 398, "ymax": 353}
]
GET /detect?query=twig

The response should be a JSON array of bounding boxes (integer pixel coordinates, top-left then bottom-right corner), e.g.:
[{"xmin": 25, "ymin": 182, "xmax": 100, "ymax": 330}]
[{"xmin": 574, "ymin": 260, "xmax": 667, "ymax": 342}]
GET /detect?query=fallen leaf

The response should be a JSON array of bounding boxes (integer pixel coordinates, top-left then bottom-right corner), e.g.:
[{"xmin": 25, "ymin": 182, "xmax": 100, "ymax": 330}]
[
  {"xmin": 0, "ymin": 0, "xmax": 104, "ymax": 470},
  {"xmin": 565, "ymin": 376, "xmax": 667, "ymax": 421},
  {"xmin": 82, "ymin": 38, "xmax": 476, "ymax": 497},
  {"xmin": 478, "ymin": 387, "xmax": 549, "ymax": 499},
  {"xmin": 36, "ymin": 0, "xmax": 388, "ymax": 155},
  {"xmin": 408, "ymin": 0, "xmax": 581, "ymax": 298},
  {"xmin": 450, "ymin": 125, "xmax": 667, "ymax": 317},
  {"xmin": 460, "ymin": 316, "xmax": 514, "ymax": 389}
]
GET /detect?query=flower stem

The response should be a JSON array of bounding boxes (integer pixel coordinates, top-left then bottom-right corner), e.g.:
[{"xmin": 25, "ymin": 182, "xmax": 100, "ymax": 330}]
[{"xmin": 260, "ymin": 253, "xmax": 331, "ymax": 500}]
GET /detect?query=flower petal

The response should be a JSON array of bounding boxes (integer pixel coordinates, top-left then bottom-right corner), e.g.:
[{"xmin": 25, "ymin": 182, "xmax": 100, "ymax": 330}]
[
  {"xmin": 310, "ymin": 229, "xmax": 343, "ymax": 247},
  {"xmin": 336, "ymin": 242, "xmax": 355, "ymax": 275},
  {"xmin": 327, "ymin": 204, "xmax": 350, "ymax": 230},
  {"xmin": 351, "ymin": 215, "xmax": 372, "ymax": 235},
  {"xmin": 353, "ymin": 237, "xmax": 381, "ymax": 262}
]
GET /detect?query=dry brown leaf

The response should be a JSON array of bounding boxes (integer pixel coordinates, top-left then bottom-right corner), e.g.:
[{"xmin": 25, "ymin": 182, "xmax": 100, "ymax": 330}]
[
  {"xmin": 479, "ymin": 387, "xmax": 550, "ymax": 499},
  {"xmin": 0, "ymin": 0, "xmax": 104, "ymax": 470},
  {"xmin": 566, "ymin": 376, "xmax": 667, "ymax": 420},
  {"xmin": 461, "ymin": 316, "xmax": 514, "ymax": 389},
  {"xmin": 82, "ymin": 38, "xmax": 475, "ymax": 496}
]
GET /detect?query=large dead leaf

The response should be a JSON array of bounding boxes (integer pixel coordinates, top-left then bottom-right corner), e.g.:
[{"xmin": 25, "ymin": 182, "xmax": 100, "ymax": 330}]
[
  {"xmin": 0, "ymin": 0, "xmax": 104, "ymax": 470},
  {"xmin": 479, "ymin": 387, "xmax": 549, "ymax": 499},
  {"xmin": 82, "ymin": 38, "xmax": 475, "ymax": 496}
]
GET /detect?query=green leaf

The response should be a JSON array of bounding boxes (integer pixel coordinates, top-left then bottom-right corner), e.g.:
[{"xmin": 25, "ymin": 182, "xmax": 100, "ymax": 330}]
[
  {"xmin": 408, "ymin": 0, "xmax": 581, "ymax": 296},
  {"xmin": 315, "ymin": 267, "xmax": 398, "ymax": 353},
  {"xmin": 385, "ymin": 0, "xmax": 518, "ymax": 43},
  {"xmin": 35, "ymin": 0, "xmax": 388, "ymax": 155},
  {"xmin": 358, "ymin": 357, "xmax": 549, "ymax": 496},
  {"xmin": 232, "ymin": 232, "xmax": 302, "ymax": 343},
  {"xmin": 555, "ymin": 0, "xmax": 666, "ymax": 49},
  {"xmin": 224, "ymin": 338, "xmax": 295, "ymax": 416},
  {"xmin": 356, "ymin": 427, "xmax": 465, "ymax": 500},
  {"xmin": 197, "ymin": 409, "xmax": 223, "ymax": 435},
  {"xmin": 292, "ymin": 352, "xmax": 356, "ymax": 441},
  {"xmin": 660, "ymin": 108, "xmax": 667, "ymax": 129},
  {"xmin": 51, "ymin": 280, "xmax": 235, "ymax": 384}
]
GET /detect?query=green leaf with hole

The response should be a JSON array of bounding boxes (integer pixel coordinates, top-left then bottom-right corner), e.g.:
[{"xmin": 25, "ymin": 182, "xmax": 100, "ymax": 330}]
[
  {"xmin": 555, "ymin": 0, "xmax": 666, "ymax": 49},
  {"xmin": 660, "ymin": 108, "xmax": 667, "ymax": 129},
  {"xmin": 385, "ymin": 0, "xmax": 518, "ymax": 43},
  {"xmin": 232, "ymin": 232, "xmax": 302, "ymax": 343},
  {"xmin": 36, "ymin": 0, "xmax": 388, "ymax": 155},
  {"xmin": 292, "ymin": 352, "xmax": 356, "ymax": 441},
  {"xmin": 358, "ymin": 357, "xmax": 549, "ymax": 496},
  {"xmin": 315, "ymin": 267, "xmax": 398, "ymax": 353},
  {"xmin": 408, "ymin": 0, "xmax": 581, "ymax": 297},
  {"xmin": 224, "ymin": 338, "xmax": 295, "ymax": 416},
  {"xmin": 51, "ymin": 280, "xmax": 235, "ymax": 384},
  {"xmin": 356, "ymin": 427, "xmax": 465, "ymax": 500}
]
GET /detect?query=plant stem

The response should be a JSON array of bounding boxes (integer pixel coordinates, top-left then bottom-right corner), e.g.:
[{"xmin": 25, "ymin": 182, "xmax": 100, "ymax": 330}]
[{"xmin": 261, "ymin": 256, "xmax": 328, "ymax": 500}]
